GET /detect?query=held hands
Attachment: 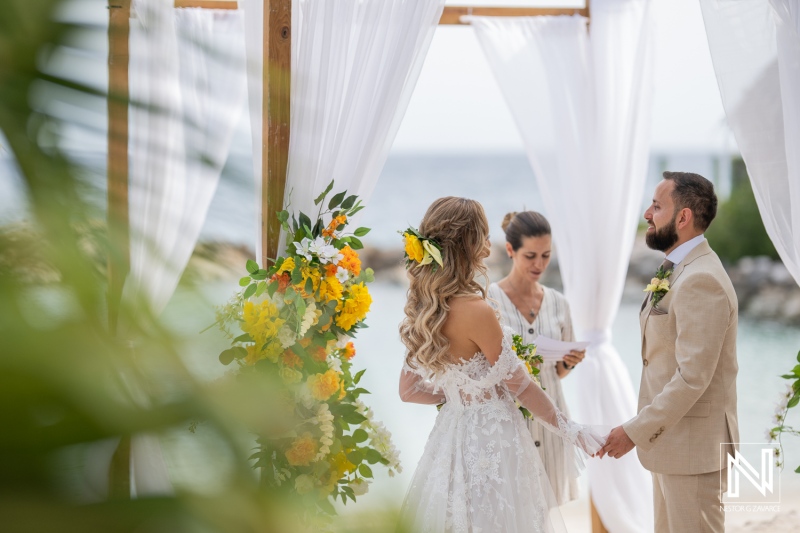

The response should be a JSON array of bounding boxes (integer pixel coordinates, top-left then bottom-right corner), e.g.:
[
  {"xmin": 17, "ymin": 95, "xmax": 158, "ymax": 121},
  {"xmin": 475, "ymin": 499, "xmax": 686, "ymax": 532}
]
[{"xmin": 597, "ymin": 425, "xmax": 635, "ymax": 459}]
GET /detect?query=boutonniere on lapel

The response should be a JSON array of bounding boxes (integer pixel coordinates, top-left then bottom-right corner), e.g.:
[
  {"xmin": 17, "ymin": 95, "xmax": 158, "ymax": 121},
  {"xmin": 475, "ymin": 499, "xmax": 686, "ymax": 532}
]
[{"xmin": 644, "ymin": 265, "xmax": 673, "ymax": 308}]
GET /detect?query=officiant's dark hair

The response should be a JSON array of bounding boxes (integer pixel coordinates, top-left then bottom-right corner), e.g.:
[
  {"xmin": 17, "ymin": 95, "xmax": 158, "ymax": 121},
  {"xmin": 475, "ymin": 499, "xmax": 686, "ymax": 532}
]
[
  {"xmin": 502, "ymin": 211, "xmax": 551, "ymax": 251},
  {"xmin": 663, "ymin": 171, "xmax": 718, "ymax": 231}
]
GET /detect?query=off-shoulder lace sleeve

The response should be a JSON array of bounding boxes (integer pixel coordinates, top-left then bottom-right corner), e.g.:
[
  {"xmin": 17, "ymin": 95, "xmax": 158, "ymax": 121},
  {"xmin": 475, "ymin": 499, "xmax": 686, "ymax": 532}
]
[
  {"xmin": 399, "ymin": 363, "xmax": 446, "ymax": 405},
  {"xmin": 487, "ymin": 330, "xmax": 608, "ymax": 470}
]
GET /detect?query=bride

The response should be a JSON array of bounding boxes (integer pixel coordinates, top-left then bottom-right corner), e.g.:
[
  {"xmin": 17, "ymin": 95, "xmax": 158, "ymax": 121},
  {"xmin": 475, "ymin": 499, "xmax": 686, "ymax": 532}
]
[{"xmin": 397, "ymin": 197, "xmax": 606, "ymax": 533}]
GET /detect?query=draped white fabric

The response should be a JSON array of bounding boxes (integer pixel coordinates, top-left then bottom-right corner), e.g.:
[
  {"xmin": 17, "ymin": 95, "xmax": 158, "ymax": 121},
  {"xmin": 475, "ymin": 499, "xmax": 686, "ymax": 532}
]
[
  {"xmin": 124, "ymin": 0, "xmax": 247, "ymax": 496},
  {"xmin": 700, "ymin": 0, "xmax": 800, "ymax": 285},
  {"xmin": 242, "ymin": 0, "xmax": 446, "ymax": 261},
  {"xmin": 127, "ymin": 1, "xmax": 247, "ymax": 314},
  {"xmin": 469, "ymin": 1, "xmax": 655, "ymax": 530}
]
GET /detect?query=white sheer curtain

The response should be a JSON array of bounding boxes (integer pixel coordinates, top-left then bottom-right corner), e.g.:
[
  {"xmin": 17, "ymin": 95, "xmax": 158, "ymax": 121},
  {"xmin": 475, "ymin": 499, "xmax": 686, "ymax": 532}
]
[
  {"xmin": 127, "ymin": 1, "xmax": 246, "ymax": 314},
  {"xmin": 242, "ymin": 0, "xmax": 446, "ymax": 261},
  {"xmin": 469, "ymin": 1, "xmax": 654, "ymax": 531},
  {"xmin": 123, "ymin": 0, "xmax": 247, "ymax": 496},
  {"xmin": 700, "ymin": 0, "xmax": 800, "ymax": 285}
]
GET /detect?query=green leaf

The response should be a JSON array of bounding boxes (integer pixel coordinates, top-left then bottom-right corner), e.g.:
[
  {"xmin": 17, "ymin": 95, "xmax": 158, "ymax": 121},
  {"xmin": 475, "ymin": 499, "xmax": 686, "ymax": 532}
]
[
  {"xmin": 238, "ymin": 276, "xmax": 251, "ymax": 287},
  {"xmin": 219, "ymin": 349, "xmax": 235, "ymax": 365},
  {"xmin": 330, "ymin": 439, "xmax": 342, "ymax": 455},
  {"xmin": 312, "ymin": 218, "xmax": 323, "ymax": 238},
  {"xmin": 251, "ymin": 269, "xmax": 268, "ymax": 281},
  {"xmin": 353, "ymin": 369, "xmax": 366, "ymax": 384},
  {"xmin": 352, "ymin": 429, "xmax": 368, "ymax": 443},
  {"xmin": 267, "ymin": 280, "xmax": 279, "ymax": 298},
  {"xmin": 793, "ymin": 380, "xmax": 800, "ymax": 393},
  {"xmin": 305, "ymin": 277, "xmax": 314, "ymax": 295},
  {"xmin": 314, "ymin": 180, "xmax": 335, "ymax": 205},
  {"xmin": 364, "ymin": 449, "xmax": 383, "ymax": 464},
  {"xmin": 291, "ymin": 265, "xmax": 303, "ymax": 286},
  {"xmin": 296, "ymin": 298, "xmax": 306, "ymax": 324},
  {"xmin": 234, "ymin": 333, "xmax": 253, "ymax": 343},
  {"xmin": 341, "ymin": 194, "xmax": 357, "ymax": 210},
  {"xmin": 349, "ymin": 237, "xmax": 364, "ymax": 250},
  {"xmin": 352, "ymin": 388, "xmax": 371, "ymax": 397},
  {"xmin": 255, "ymin": 281, "xmax": 267, "ymax": 297},
  {"xmin": 364, "ymin": 268, "xmax": 375, "ymax": 283},
  {"xmin": 349, "ymin": 204, "xmax": 365, "ymax": 216},
  {"xmin": 347, "ymin": 449, "xmax": 364, "ymax": 465},
  {"xmin": 340, "ymin": 435, "xmax": 355, "ymax": 449},
  {"xmin": 782, "ymin": 374, "xmax": 797, "ymax": 379},
  {"xmin": 796, "ymin": 465, "xmax": 800, "ymax": 474},
  {"xmin": 243, "ymin": 283, "xmax": 257, "ymax": 299},
  {"xmin": 794, "ymin": 364, "xmax": 800, "ymax": 377},
  {"xmin": 353, "ymin": 227, "xmax": 371, "ymax": 237},
  {"xmin": 317, "ymin": 498, "xmax": 336, "ymax": 516},
  {"xmin": 245, "ymin": 259, "xmax": 259, "ymax": 274},
  {"xmin": 797, "ymin": 350, "xmax": 800, "ymax": 364},
  {"xmin": 328, "ymin": 190, "xmax": 347, "ymax": 210},
  {"xmin": 344, "ymin": 412, "xmax": 367, "ymax": 425},
  {"xmin": 299, "ymin": 212, "xmax": 312, "ymax": 232},
  {"xmin": 788, "ymin": 394, "xmax": 800, "ymax": 409},
  {"xmin": 358, "ymin": 464, "xmax": 373, "ymax": 478},
  {"xmin": 231, "ymin": 346, "xmax": 247, "ymax": 359}
]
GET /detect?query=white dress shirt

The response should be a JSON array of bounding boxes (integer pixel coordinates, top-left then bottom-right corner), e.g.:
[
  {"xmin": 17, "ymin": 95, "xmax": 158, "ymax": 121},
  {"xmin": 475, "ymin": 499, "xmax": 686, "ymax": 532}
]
[{"xmin": 665, "ymin": 234, "xmax": 705, "ymax": 266}]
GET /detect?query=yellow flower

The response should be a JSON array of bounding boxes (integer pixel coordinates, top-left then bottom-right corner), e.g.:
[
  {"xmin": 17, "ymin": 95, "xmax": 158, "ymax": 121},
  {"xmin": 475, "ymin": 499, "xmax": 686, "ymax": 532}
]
[
  {"xmin": 342, "ymin": 342, "xmax": 356, "ymax": 360},
  {"xmin": 525, "ymin": 361, "xmax": 533, "ymax": 374},
  {"xmin": 335, "ymin": 283, "xmax": 372, "ymax": 331},
  {"xmin": 644, "ymin": 278, "xmax": 661, "ymax": 293},
  {"xmin": 658, "ymin": 279, "xmax": 671, "ymax": 292},
  {"xmin": 279, "ymin": 366, "xmax": 303, "ymax": 385},
  {"xmin": 285, "ymin": 432, "xmax": 318, "ymax": 466},
  {"xmin": 404, "ymin": 232, "xmax": 424, "ymax": 263},
  {"xmin": 318, "ymin": 275, "xmax": 343, "ymax": 303},
  {"xmin": 241, "ymin": 300, "xmax": 286, "ymax": 349},
  {"xmin": 307, "ymin": 369, "xmax": 341, "ymax": 401},
  {"xmin": 299, "ymin": 266, "xmax": 321, "ymax": 294},
  {"xmin": 277, "ymin": 256, "xmax": 295, "ymax": 275}
]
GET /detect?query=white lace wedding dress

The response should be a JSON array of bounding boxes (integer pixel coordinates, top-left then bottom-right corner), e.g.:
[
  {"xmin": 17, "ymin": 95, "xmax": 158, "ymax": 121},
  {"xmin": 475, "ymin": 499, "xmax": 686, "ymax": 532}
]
[{"xmin": 399, "ymin": 327, "xmax": 606, "ymax": 533}]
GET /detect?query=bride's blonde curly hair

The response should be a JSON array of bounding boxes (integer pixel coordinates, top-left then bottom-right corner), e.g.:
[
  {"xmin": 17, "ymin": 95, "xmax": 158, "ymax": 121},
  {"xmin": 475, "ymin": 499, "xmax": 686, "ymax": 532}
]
[{"xmin": 400, "ymin": 197, "xmax": 490, "ymax": 374}]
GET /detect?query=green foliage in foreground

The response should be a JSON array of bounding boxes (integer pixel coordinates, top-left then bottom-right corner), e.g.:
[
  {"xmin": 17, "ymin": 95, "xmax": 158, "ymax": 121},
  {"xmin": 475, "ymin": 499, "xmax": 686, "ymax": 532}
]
[{"xmin": 705, "ymin": 158, "xmax": 779, "ymax": 263}]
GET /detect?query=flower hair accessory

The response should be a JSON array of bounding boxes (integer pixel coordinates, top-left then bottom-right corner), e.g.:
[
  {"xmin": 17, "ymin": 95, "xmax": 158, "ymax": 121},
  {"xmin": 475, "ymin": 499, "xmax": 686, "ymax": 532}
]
[{"xmin": 401, "ymin": 227, "xmax": 443, "ymax": 270}]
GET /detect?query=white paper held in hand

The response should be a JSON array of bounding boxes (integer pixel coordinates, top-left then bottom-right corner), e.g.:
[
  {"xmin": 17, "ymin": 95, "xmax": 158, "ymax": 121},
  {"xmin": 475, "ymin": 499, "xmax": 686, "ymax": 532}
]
[{"xmin": 532, "ymin": 335, "xmax": 590, "ymax": 362}]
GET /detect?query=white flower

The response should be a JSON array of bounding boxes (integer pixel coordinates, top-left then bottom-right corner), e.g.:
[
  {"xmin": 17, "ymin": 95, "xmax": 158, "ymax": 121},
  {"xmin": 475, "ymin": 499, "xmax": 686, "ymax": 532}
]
[
  {"xmin": 293, "ymin": 237, "xmax": 313, "ymax": 261},
  {"xmin": 298, "ymin": 301, "xmax": 317, "ymax": 337},
  {"xmin": 297, "ymin": 386, "xmax": 315, "ymax": 410},
  {"xmin": 278, "ymin": 325, "xmax": 296, "ymax": 349},
  {"xmin": 295, "ymin": 474, "xmax": 315, "ymax": 495},
  {"xmin": 336, "ymin": 334, "xmax": 352, "ymax": 349},
  {"xmin": 327, "ymin": 353, "xmax": 343, "ymax": 373},
  {"xmin": 335, "ymin": 266, "xmax": 350, "ymax": 283},
  {"xmin": 349, "ymin": 479, "xmax": 370, "ymax": 496},
  {"xmin": 314, "ymin": 404, "xmax": 336, "ymax": 461}
]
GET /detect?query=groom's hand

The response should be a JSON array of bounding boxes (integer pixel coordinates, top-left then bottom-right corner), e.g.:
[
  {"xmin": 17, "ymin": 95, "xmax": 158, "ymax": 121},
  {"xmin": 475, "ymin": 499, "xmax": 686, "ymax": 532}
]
[{"xmin": 598, "ymin": 426, "xmax": 635, "ymax": 459}]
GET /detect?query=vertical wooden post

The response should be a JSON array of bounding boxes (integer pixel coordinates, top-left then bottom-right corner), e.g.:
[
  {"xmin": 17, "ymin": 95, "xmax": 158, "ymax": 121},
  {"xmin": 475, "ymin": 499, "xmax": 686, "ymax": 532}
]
[
  {"xmin": 107, "ymin": 0, "xmax": 132, "ymax": 499},
  {"xmin": 107, "ymin": 0, "xmax": 131, "ymax": 336},
  {"xmin": 261, "ymin": 0, "xmax": 291, "ymax": 267}
]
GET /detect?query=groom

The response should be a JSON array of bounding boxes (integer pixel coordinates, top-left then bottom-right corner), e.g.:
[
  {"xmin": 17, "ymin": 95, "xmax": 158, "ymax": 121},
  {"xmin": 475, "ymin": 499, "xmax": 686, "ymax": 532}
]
[{"xmin": 599, "ymin": 171, "xmax": 739, "ymax": 532}]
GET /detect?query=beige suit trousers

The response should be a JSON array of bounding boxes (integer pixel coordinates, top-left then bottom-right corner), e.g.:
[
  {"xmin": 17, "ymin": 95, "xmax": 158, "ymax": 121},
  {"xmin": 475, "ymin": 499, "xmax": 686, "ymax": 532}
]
[{"xmin": 652, "ymin": 470, "xmax": 726, "ymax": 533}]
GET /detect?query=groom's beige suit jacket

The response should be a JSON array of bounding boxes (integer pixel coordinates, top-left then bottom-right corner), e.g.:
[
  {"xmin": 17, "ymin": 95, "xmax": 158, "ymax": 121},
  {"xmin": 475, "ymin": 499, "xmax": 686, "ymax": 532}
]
[{"xmin": 623, "ymin": 239, "xmax": 739, "ymax": 475}]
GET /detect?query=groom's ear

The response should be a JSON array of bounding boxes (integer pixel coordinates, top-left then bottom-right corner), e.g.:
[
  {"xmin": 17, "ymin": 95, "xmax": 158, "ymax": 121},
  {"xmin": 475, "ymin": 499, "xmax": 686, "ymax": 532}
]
[{"xmin": 676, "ymin": 207, "xmax": 694, "ymax": 231}]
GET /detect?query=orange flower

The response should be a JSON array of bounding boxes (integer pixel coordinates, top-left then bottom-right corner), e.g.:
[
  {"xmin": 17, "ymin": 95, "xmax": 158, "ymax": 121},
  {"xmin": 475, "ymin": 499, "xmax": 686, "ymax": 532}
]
[
  {"xmin": 322, "ymin": 215, "xmax": 347, "ymax": 238},
  {"xmin": 299, "ymin": 338, "xmax": 312, "ymax": 348},
  {"xmin": 269, "ymin": 272, "xmax": 290, "ymax": 293},
  {"xmin": 307, "ymin": 369, "xmax": 341, "ymax": 401},
  {"xmin": 342, "ymin": 342, "xmax": 356, "ymax": 361},
  {"xmin": 311, "ymin": 345, "xmax": 328, "ymax": 362},
  {"xmin": 325, "ymin": 263, "xmax": 338, "ymax": 277},
  {"xmin": 338, "ymin": 246, "xmax": 361, "ymax": 277},
  {"xmin": 285, "ymin": 432, "xmax": 318, "ymax": 466},
  {"xmin": 282, "ymin": 349, "xmax": 303, "ymax": 369}
]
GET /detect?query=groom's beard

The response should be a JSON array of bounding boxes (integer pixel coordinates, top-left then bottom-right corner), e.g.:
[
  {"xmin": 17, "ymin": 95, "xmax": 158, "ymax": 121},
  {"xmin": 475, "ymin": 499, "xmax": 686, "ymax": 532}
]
[{"xmin": 645, "ymin": 215, "xmax": 679, "ymax": 252}]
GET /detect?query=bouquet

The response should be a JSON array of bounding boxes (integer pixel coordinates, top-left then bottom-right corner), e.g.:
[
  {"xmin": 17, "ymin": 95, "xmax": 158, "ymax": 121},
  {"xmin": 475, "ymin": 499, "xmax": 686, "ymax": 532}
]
[
  {"xmin": 511, "ymin": 333, "xmax": 543, "ymax": 419},
  {"xmin": 214, "ymin": 181, "xmax": 400, "ymax": 517}
]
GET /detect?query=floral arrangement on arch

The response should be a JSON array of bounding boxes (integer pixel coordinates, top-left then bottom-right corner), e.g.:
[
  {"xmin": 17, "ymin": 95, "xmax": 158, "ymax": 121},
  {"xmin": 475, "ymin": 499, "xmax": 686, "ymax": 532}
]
[{"xmin": 214, "ymin": 181, "xmax": 400, "ymax": 516}]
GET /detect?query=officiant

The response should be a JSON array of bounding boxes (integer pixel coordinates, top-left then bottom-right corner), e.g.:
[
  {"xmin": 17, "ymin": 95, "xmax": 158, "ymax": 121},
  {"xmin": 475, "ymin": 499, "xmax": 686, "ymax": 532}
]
[{"xmin": 488, "ymin": 211, "xmax": 585, "ymax": 506}]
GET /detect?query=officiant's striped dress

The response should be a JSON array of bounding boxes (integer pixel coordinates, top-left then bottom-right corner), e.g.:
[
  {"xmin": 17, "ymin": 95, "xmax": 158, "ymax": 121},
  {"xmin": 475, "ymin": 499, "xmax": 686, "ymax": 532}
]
[{"xmin": 488, "ymin": 283, "xmax": 579, "ymax": 506}]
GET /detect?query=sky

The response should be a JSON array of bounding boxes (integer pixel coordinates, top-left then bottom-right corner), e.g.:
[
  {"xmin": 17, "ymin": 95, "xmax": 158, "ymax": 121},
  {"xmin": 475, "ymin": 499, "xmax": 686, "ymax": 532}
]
[{"xmin": 392, "ymin": 0, "xmax": 736, "ymax": 154}]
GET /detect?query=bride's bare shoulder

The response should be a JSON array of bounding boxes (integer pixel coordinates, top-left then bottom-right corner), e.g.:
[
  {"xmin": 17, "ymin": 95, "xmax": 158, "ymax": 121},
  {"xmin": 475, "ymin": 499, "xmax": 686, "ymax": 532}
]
[{"xmin": 447, "ymin": 296, "xmax": 497, "ymax": 325}]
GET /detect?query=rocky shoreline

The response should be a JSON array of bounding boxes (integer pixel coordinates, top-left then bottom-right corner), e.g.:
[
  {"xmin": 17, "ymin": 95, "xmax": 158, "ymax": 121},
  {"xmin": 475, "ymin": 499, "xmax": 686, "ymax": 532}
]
[{"xmin": 188, "ymin": 236, "xmax": 800, "ymax": 327}]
